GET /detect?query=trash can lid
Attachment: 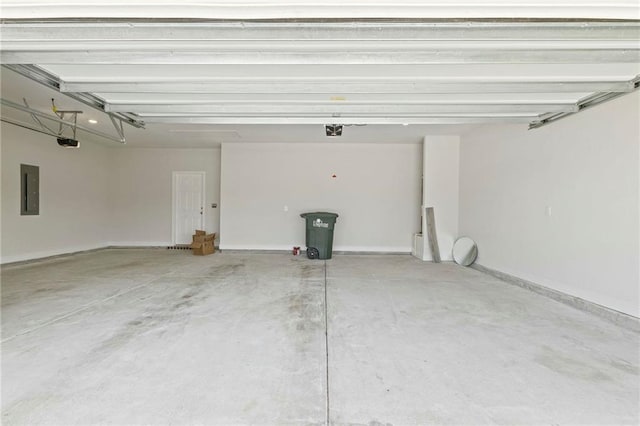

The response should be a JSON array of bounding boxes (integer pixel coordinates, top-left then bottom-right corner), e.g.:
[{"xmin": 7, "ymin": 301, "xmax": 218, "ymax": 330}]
[{"xmin": 300, "ymin": 211, "xmax": 339, "ymax": 218}]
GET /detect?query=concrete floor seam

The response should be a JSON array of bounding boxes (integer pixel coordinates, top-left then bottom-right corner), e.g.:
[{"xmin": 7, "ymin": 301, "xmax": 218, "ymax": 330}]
[{"xmin": 324, "ymin": 259, "xmax": 330, "ymax": 426}]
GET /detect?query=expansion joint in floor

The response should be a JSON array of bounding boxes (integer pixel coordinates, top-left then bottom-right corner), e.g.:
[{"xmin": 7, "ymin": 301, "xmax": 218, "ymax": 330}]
[{"xmin": 324, "ymin": 260, "xmax": 330, "ymax": 426}]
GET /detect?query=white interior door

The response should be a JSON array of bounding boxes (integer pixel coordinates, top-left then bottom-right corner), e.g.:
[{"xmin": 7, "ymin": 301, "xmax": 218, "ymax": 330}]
[{"xmin": 173, "ymin": 172, "xmax": 205, "ymax": 245}]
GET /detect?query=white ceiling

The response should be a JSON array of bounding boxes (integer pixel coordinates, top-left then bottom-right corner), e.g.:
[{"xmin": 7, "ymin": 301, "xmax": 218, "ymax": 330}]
[
  {"xmin": 1, "ymin": 0, "xmax": 638, "ymax": 20},
  {"xmin": 0, "ymin": 2, "xmax": 639, "ymax": 148}
]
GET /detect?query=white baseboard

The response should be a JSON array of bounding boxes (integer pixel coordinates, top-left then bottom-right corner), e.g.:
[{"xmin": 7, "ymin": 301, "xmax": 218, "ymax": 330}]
[
  {"xmin": 219, "ymin": 244, "xmax": 295, "ymax": 251},
  {"xmin": 219, "ymin": 244, "xmax": 411, "ymax": 253},
  {"xmin": 472, "ymin": 263, "xmax": 639, "ymax": 332},
  {"xmin": 1, "ymin": 242, "xmax": 178, "ymax": 265},
  {"xmin": 0, "ymin": 244, "xmax": 108, "ymax": 265},
  {"xmin": 107, "ymin": 241, "xmax": 172, "ymax": 247},
  {"xmin": 335, "ymin": 245, "xmax": 410, "ymax": 253}
]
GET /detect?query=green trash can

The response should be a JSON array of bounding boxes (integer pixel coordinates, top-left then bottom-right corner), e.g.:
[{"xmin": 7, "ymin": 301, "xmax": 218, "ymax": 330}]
[{"xmin": 300, "ymin": 212, "xmax": 339, "ymax": 260}]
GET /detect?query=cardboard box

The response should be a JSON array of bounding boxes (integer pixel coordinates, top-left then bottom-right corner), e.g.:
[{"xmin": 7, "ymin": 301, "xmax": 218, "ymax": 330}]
[
  {"xmin": 193, "ymin": 240, "xmax": 215, "ymax": 256},
  {"xmin": 191, "ymin": 233, "xmax": 215, "ymax": 245},
  {"xmin": 191, "ymin": 232, "xmax": 216, "ymax": 255},
  {"xmin": 192, "ymin": 235, "xmax": 206, "ymax": 244}
]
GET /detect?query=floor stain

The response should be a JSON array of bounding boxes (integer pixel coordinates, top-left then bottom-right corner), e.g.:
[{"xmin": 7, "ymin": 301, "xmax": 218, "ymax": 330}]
[
  {"xmin": 286, "ymin": 288, "xmax": 323, "ymax": 351},
  {"xmin": 368, "ymin": 420, "xmax": 394, "ymax": 426},
  {"xmin": 300, "ymin": 263, "xmax": 321, "ymax": 279},
  {"xmin": 2, "ymin": 282, "xmax": 77, "ymax": 307},
  {"xmin": 204, "ymin": 263, "xmax": 245, "ymax": 276},
  {"xmin": 81, "ymin": 279, "xmax": 216, "ymax": 364},
  {"xmin": 535, "ymin": 346, "xmax": 613, "ymax": 382},
  {"xmin": 609, "ymin": 359, "xmax": 639, "ymax": 375}
]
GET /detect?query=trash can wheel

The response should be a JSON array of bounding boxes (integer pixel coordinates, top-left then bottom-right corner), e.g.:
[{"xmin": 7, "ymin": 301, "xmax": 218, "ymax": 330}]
[{"xmin": 307, "ymin": 247, "xmax": 320, "ymax": 259}]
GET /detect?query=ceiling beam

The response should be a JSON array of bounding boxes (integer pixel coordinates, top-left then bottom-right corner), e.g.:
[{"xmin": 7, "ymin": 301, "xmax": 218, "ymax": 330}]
[
  {"xmin": 60, "ymin": 80, "xmax": 635, "ymax": 94},
  {"xmin": 97, "ymin": 92, "xmax": 587, "ymax": 103},
  {"xmin": 4, "ymin": 50, "xmax": 637, "ymax": 65},
  {"xmin": 105, "ymin": 103, "xmax": 577, "ymax": 115},
  {"xmin": 2, "ymin": 21, "xmax": 639, "ymax": 41},
  {"xmin": 5, "ymin": 40, "xmax": 639, "ymax": 52},
  {"xmin": 140, "ymin": 116, "xmax": 535, "ymax": 125}
]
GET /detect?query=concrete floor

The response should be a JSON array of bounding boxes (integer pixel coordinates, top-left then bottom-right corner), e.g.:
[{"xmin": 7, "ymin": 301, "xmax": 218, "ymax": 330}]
[{"xmin": 1, "ymin": 249, "xmax": 638, "ymax": 425}]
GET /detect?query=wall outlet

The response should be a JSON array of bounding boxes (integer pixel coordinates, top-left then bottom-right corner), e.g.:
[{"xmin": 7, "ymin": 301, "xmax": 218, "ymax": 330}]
[{"xmin": 284, "ymin": 205, "xmax": 289, "ymax": 212}]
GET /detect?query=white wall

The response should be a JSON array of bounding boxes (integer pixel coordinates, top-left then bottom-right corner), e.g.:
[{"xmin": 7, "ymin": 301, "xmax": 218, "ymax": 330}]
[
  {"xmin": 220, "ymin": 143, "xmax": 421, "ymax": 252},
  {"xmin": 459, "ymin": 91, "xmax": 640, "ymax": 317},
  {"xmin": 1, "ymin": 123, "xmax": 111, "ymax": 263},
  {"xmin": 109, "ymin": 148, "xmax": 221, "ymax": 246},
  {"xmin": 420, "ymin": 136, "xmax": 460, "ymax": 261}
]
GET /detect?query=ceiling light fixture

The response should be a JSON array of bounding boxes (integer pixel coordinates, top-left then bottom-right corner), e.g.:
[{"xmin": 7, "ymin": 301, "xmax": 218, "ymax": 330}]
[
  {"xmin": 325, "ymin": 124, "xmax": 343, "ymax": 137},
  {"xmin": 88, "ymin": 119, "xmax": 98, "ymax": 124}
]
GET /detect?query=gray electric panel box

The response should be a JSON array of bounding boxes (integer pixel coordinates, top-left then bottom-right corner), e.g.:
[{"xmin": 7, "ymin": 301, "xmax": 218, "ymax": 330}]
[{"xmin": 21, "ymin": 164, "xmax": 39, "ymax": 215}]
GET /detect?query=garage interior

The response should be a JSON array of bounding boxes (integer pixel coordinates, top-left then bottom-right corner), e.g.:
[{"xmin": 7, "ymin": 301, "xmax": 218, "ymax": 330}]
[{"xmin": 1, "ymin": 1, "xmax": 639, "ymax": 425}]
